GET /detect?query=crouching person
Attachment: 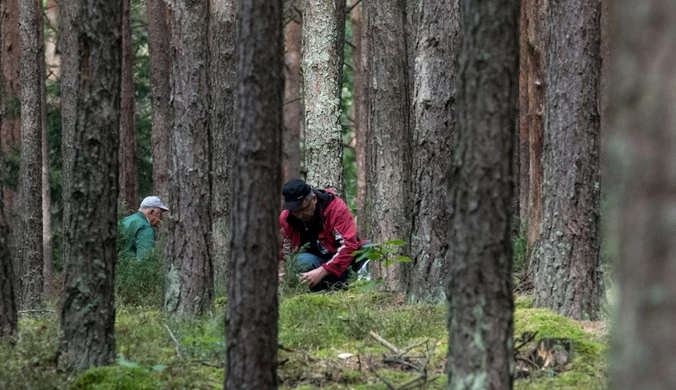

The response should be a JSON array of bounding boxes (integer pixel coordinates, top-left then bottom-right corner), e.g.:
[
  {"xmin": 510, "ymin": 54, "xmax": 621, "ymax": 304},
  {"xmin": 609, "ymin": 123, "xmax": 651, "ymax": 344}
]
[{"xmin": 279, "ymin": 178, "xmax": 369, "ymax": 291}]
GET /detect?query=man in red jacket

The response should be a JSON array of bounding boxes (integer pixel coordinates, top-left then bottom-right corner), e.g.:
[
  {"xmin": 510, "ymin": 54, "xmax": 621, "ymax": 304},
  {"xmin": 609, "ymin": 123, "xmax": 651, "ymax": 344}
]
[{"xmin": 279, "ymin": 178, "xmax": 369, "ymax": 291}]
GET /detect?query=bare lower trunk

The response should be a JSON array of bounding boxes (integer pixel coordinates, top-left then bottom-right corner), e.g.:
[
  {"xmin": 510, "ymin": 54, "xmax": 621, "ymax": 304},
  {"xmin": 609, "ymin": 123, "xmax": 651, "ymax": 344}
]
[
  {"xmin": 58, "ymin": 0, "xmax": 121, "ymax": 371},
  {"xmin": 40, "ymin": 2, "xmax": 54, "ymax": 295},
  {"xmin": 610, "ymin": 2, "xmax": 676, "ymax": 387},
  {"xmin": 0, "ymin": 201, "xmax": 16, "ymax": 339},
  {"xmin": 1, "ymin": 0, "xmax": 20, "ymax": 221},
  {"xmin": 225, "ymin": 0, "xmax": 282, "ymax": 387},
  {"xmin": 352, "ymin": 0, "xmax": 367, "ymax": 238},
  {"xmin": 17, "ymin": 0, "xmax": 44, "ymax": 310},
  {"xmin": 446, "ymin": 0, "xmax": 519, "ymax": 387},
  {"xmin": 283, "ymin": 2, "xmax": 301, "ymax": 182},
  {"xmin": 147, "ymin": 0, "xmax": 171, "ymax": 201},
  {"xmin": 517, "ymin": 0, "xmax": 529, "ymax": 231}
]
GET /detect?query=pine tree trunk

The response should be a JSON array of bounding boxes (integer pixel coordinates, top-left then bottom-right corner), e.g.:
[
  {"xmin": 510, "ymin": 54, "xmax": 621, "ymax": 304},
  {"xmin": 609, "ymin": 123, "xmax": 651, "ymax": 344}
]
[
  {"xmin": 209, "ymin": 0, "xmax": 235, "ymax": 296},
  {"xmin": 366, "ymin": 0, "xmax": 410, "ymax": 291},
  {"xmin": 17, "ymin": 0, "xmax": 44, "ymax": 310},
  {"xmin": 352, "ymin": 0, "xmax": 367, "ymax": 238},
  {"xmin": 119, "ymin": 0, "xmax": 139, "ymax": 214},
  {"xmin": 57, "ymin": 0, "xmax": 121, "ymax": 370},
  {"xmin": 45, "ymin": 0, "xmax": 60, "ymax": 78},
  {"xmin": 164, "ymin": 0, "xmax": 214, "ymax": 317},
  {"xmin": 283, "ymin": 1, "xmax": 301, "ymax": 182},
  {"xmin": 302, "ymin": 0, "xmax": 345, "ymax": 195},
  {"xmin": 40, "ymin": 0, "xmax": 54, "ymax": 296},
  {"xmin": 517, "ymin": 0, "xmax": 529, "ymax": 231},
  {"xmin": 406, "ymin": 0, "xmax": 458, "ymax": 304},
  {"xmin": 611, "ymin": 1, "xmax": 676, "ymax": 387},
  {"xmin": 147, "ymin": 0, "xmax": 171, "ymax": 202},
  {"xmin": 1, "ymin": 0, "xmax": 20, "ymax": 220},
  {"xmin": 225, "ymin": 0, "xmax": 282, "ymax": 387},
  {"xmin": 446, "ymin": 0, "xmax": 518, "ymax": 386},
  {"xmin": 525, "ymin": 0, "xmax": 546, "ymax": 277},
  {"xmin": 531, "ymin": 0, "xmax": 601, "ymax": 320}
]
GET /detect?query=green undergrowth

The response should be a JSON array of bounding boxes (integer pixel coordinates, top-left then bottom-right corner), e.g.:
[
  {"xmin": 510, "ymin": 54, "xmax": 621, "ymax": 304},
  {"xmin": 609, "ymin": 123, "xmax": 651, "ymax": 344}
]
[{"xmin": 0, "ymin": 292, "xmax": 607, "ymax": 389}]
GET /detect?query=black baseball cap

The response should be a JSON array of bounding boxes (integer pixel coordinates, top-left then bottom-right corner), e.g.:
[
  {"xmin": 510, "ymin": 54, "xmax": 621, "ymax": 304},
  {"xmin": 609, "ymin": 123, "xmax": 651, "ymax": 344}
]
[{"xmin": 282, "ymin": 178, "xmax": 312, "ymax": 211}]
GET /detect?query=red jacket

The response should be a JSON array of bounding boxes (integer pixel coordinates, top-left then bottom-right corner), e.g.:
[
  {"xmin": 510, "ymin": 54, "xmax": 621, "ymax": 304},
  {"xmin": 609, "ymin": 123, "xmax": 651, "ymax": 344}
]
[{"xmin": 279, "ymin": 190, "xmax": 367, "ymax": 277}]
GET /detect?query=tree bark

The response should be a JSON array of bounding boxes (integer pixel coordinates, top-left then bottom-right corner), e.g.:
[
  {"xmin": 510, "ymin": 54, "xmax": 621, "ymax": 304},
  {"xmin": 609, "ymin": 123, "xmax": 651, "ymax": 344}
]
[
  {"xmin": 57, "ymin": 0, "xmax": 121, "ymax": 371},
  {"xmin": 366, "ymin": 0, "xmax": 410, "ymax": 291},
  {"xmin": 302, "ymin": 0, "xmax": 345, "ymax": 195},
  {"xmin": 118, "ymin": 0, "xmax": 139, "ymax": 214},
  {"xmin": 17, "ymin": 0, "xmax": 44, "ymax": 310},
  {"xmin": 531, "ymin": 0, "xmax": 601, "ymax": 320},
  {"xmin": 406, "ymin": 0, "xmax": 458, "ymax": 304},
  {"xmin": 147, "ymin": 0, "xmax": 171, "ymax": 202},
  {"xmin": 1, "ymin": 0, "xmax": 20, "ymax": 219},
  {"xmin": 517, "ymin": 0, "xmax": 529, "ymax": 231},
  {"xmin": 610, "ymin": 1, "xmax": 676, "ymax": 387},
  {"xmin": 283, "ymin": 0, "xmax": 301, "ymax": 182},
  {"xmin": 45, "ymin": 0, "xmax": 60, "ymax": 78},
  {"xmin": 164, "ymin": 0, "xmax": 214, "ymax": 317},
  {"xmin": 352, "ymin": 0, "xmax": 367, "ymax": 239},
  {"xmin": 41, "ymin": 2, "xmax": 54, "ymax": 295},
  {"xmin": 209, "ymin": 0, "xmax": 236, "ymax": 296},
  {"xmin": 446, "ymin": 0, "xmax": 519, "ymax": 387},
  {"xmin": 225, "ymin": 0, "xmax": 282, "ymax": 387}
]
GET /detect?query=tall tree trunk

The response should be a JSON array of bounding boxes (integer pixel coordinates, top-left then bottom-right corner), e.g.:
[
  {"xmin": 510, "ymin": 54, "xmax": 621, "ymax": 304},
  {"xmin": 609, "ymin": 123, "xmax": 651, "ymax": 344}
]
[
  {"xmin": 118, "ymin": 0, "xmax": 138, "ymax": 214},
  {"xmin": 366, "ymin": 0, "xmax": 410, "ymax": 291},
  {"xmin": 524, "ymin": 0, "xmax": 546, "ymax": 280},
  {"xmin": 225, "ymin": 0, "xmax": 282, "ymax": 387},
  {"xmin": 40, "ymin": 0, "xmax": 54, "ymax": 296},
  {"xmin": 302, "ymin": 0, "xmax": 345, "ymax": 195},
  {"xmin": 446, "ymin": 0, "xmax": 518, "ymax": 387},
  {"xmin": 406, "ymin": 0, "xmax": 458, "ymax": 304},
  {"xmin": 352, "ymin": 0, "xmax": 367, "ymax": 238},
  {"xmin": 59, "ymin": 0, "xmax": 79, "ymax": 265},
  {"xmin": 1, "ymin": 0, "xmax": 20, "ymax": 221},
  {"xmin": 610, "ymin": 1, "xmax": 676, "ymax": 387},
  {"xmin": 164, "ymin": 0, "xmax": 213, "ymax": 317},
  {"xmin": 44, "ymin": 0, "xmax": 60, "ymax": 78},
  {"xmin": 209, "ymin": 0, "xmax": 235, "ymax": 296},
  {"xmin": 517, "ymin": 0, "xmax": 529, "ymax": 232},
  {"xmin": 147, "ymin": 0, "xmax": 171, "ymax": 202},
  {"xmin": 531, "ymin": 0, "xmax": 601, "ymax": 320},
  {"xmin": 283, "ymin": 0, "xmax": 301, "ymax": 182},
  {"xmin": 17, "ymin": 0, "xmax": 44, "ymax": 310},
  {"xmin": 57, "ymin": 0, "xmax": 121, "ymax": 371}
]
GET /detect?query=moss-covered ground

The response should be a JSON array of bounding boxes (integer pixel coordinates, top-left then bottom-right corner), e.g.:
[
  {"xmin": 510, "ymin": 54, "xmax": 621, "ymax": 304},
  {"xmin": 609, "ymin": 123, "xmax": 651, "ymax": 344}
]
[{"xmin": 0, "ymin": 290, "xmax": 607, "ymax": 389}]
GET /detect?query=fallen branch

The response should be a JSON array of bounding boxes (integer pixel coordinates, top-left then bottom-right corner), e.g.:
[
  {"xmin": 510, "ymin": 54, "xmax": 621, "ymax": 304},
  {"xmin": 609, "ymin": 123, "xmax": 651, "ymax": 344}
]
[
  {"xmin": 369, "ymin": 331, "xmax": 402, "ymax": 355},
  {"xmin": 163, "ymin": 324, "xmax": 183, "ymax": 360}
]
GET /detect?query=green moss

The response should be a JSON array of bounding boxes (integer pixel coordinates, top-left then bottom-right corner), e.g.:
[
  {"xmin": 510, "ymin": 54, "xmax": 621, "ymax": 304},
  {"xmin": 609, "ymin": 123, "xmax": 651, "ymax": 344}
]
[
  {"xmin": 74, "ymin": 367, "xmax": 162, "ymax": 390},
  {"xmin": 515, "ymin": 295, "xmax": 534, "ymax": 310}
]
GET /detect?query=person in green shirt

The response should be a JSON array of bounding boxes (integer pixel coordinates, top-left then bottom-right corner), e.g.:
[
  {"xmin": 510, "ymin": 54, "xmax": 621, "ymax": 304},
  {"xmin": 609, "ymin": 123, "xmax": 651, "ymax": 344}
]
[{"xmin": 121, "ymin": 196, "xmax": 169, "ymax": 259}]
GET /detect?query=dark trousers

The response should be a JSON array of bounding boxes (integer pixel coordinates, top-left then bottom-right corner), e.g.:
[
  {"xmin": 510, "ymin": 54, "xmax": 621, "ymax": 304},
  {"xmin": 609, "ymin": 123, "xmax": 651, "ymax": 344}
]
[{"xmin": 296, "ymin": 244, "xmax": 369, "ymax": 291}]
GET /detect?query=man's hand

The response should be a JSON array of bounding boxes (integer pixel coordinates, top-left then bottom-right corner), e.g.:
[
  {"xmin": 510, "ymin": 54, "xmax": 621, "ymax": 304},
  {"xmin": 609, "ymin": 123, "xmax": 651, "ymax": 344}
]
[{"xmin": 300, "ymin": 266, "xmax": 329, "ymax": 288}]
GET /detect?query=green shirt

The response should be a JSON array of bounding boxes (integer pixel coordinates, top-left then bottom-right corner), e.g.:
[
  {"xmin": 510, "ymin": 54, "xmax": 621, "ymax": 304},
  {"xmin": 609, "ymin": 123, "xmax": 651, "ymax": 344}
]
[{"xmin": 121, "ymin": 211, "xmax": 156, "ymax": 259}]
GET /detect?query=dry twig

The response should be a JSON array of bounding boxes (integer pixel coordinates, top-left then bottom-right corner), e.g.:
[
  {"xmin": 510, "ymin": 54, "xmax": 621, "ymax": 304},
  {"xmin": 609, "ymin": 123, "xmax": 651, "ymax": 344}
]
[{"xmin": 163, "ymin": 324, "xmax": 183, "ymax": 360}]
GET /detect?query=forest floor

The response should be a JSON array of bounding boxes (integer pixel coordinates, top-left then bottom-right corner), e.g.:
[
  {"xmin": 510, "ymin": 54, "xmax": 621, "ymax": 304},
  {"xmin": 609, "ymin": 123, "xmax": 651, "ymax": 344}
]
[{"xmin": 0, "ymin": 286, "xmax": 608, "ymax": 389}]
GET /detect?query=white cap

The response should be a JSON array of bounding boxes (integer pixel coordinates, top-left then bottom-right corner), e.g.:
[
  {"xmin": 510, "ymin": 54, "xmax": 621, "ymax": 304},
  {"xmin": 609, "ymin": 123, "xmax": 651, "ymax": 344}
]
[{"xmin": 140, "ymin": 196, "xmax": 170, "ymax": 211}]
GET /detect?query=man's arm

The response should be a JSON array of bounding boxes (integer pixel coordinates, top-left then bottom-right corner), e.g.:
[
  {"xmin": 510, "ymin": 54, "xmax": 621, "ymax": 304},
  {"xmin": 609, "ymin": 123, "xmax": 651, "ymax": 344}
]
[
  {"xmin": 135, "ymin": 225, "xmax": 156, "ymax": 259},
  {"xmin": 321, "ymin": 203, "xmax": 360, "ymax": 277}
]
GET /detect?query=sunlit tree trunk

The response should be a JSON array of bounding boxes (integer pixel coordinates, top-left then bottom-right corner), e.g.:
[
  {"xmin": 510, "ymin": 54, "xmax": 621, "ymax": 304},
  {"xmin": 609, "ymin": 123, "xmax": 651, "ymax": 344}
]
[
  {"xmin": 406, "ymin": 0, "xmax": 458, "ymax": 304},
  {"xmin": 446, "ymin": 0, "xmax": 519, "ymax": 386},
  {"xmin": 366, "ymin": 0, "xmax": 410, "ymax": 291},
  {"xmin": 283, "ymin": 0, "xmax": 301, "ymax": 182},
  {"xmin": 147, "ymin": 0, "xmax": 171, "ymax": 201},
  {"xmin": 17, "ymin": 0, "xmax": 44, "ymax": 310},
  {"xmin": 611, "ymin": 1, "xmax": 676, "ymax": 387},
  {"xmin": 302, "ymin": 0, "xmax": 345, "ymax": 195},
  {"xmin": 119, "ymin": 0, "xmax": 139, "ymax": 214},
  {"xmin": 164, "ymin": 0, "xmax": 214, "ymax": 317},
  {"xmin": 530, "ymin": 0, "xmax": 601, "ymax": 320},
  {"xmin": 209, "ymin": 0, "xmax": 235, "ymax": 296},
  {"xmin": 58, "ymin": 0, "xmax": 121, "ymax": 370},
  {"xmin": 225, "ymin": 0, "xmax": 282, "ymax": 387}
]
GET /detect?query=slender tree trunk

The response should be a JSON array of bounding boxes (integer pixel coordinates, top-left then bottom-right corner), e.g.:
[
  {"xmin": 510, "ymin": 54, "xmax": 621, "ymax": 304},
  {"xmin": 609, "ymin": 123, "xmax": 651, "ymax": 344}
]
[
  {"xmin": 1, "ymin": 0, "xmax": 20, "ymax": 220},
  {"xmin": 610, "ymin": 1, "xmax": 676, "ymax": 387},
  {"xmin": 366, "ymin": 0, "xmax": 410, "ymax": 291},
  {"xmin": 302, "ymin": 0, "xmax": 345, "ymax": 195},
  {"xmin": 283, "ymin": 1, "xmax": 301, "ymax": 182},
  {"xmin": 164, "ymin": 0, "xmax": 213, "ymax": 317},
  {"xmin": 406, "ymin": 0, "xmax": 458, "ymax": 304},
  {"xmin": 352, "ymin": 0, "xmax": 367, "ymax": 238},
  {"xmin": 531, "ymin": 0, "xmax": 601, "ymax": 320},
  {"xmin": 59, "ymin": 0, "xmax": 79, "ymax": 265},
  {"xmin": 147, "ymin": 0, "xmax": 171, "ymax": 202},
  {"xmin": 209, "ymin": 0, "xmax": 236, "ymax": 296},
  {"xmin": 446, "ymin": 0, "xmax": 519, "ymax": 387},
  {"xmin": 45, "ymin": 0, "xmax": 60, "ymax": 78},
  {"xmin": 17, "ymin": 0, "xmax": 44, "ymax": 310},
  {"xmin": 517, "ymin": 0, "xmax": 529, "ymax": 232},
  {"xmin": 225, "ymin": 0, "xmax": 282, "ymax": 387},
  {"xmin": 57, "ymin": 0, "xmax": 121, "ymax": 371},
  {"xmin": 40, "ymin": 0, "xmax": 54, "ymax": 295},
  {"xmin": 119, "ymin": 0, "xmax": 139, "ymax": 214}
]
